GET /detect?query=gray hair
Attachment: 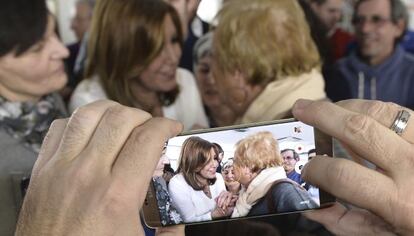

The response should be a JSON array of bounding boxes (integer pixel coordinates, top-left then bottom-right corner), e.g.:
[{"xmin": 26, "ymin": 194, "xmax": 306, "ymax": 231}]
[
  {"xmin": 192, "ymin": 31, "xmax": 213, "ymax": 69},
  {"xmin": 77, "ymin": 0, "xmax": 96, "ymax": 13}
]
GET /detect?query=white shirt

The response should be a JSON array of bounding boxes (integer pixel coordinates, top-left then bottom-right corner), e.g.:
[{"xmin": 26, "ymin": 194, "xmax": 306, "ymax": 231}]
[
  {"xmin": 168, "ymin": 173, "xmax": 226, "ymax": 223},
  {"xmin": 69, "ymin": 68, "xmax": 209, "ymax": 131}
]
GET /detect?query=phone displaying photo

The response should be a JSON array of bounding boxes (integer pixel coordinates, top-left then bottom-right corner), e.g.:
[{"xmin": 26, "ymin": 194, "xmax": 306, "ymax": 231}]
[{"xmin": 142, "ymin": 119, "xmax": 335, "ymax": 228}]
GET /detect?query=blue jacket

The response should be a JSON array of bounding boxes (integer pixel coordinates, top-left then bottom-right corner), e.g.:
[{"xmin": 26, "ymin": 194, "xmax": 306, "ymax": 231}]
[{"xmin": 326, "ymin": 46, "xmax": 414, "ymax": 109}]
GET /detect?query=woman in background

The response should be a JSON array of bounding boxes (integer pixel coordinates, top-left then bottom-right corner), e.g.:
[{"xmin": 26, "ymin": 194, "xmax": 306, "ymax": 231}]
[
  {"xmin": 0, "ymin": 0, "xmax": 69, "ymax": 234},
  {"xmin": 152, "ymin": 146, "xmax": 183, "ymax": 226},
  {"xmin": 69, "ymin": 0, "xmax": 208, "ymax": 131},
  {"xmin": 221, "ymin": 159, "xmax": 241, "ymax": 195},
  {"xmin": 193, "ymin": 32, "xmax": 235, "ymax": 127},
  {"xmin": 168, "ymin": 136, "xmax": 234, "ymax": 223}
]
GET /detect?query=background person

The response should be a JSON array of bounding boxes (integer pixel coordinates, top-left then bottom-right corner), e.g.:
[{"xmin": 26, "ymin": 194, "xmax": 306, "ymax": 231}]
[
  {"xmin": 69, "ymin": 0, "xmax": 208, "ymax": 131},
  {"xmin": 0, "ymin": 0, "xmax": 69, "ymax": 233},
  {"xmin": 308, "ymin": 0, "xmax": 354, "ymax": 61},
  {"xmin": 152, "ymin": 146, "xmax": 183, "ymax": 226},
  {"xmin": 168, "ymin": 136, "xmax": 234, "ymax": 223},
  {"xmin": 221, "ymin": 159, "xmax": 241, "ymax": 195},
  {"xmin": 231, "ymin": 132, "xmax": 317, "ymax": 218},
  {"xmin": 326, "ymin": 0, "xmax": 414, "ymax": 109},
  {"xmin": 193, "ymin": 32, "xmax": 235, "ymax": 127},
  {"xmin": 281, "ymin": 149, "xmax": 305, "ymax": 185},
  {"xmin": 212, "ymin": 142, "xmax": 225, "ymax": 173},
  {"xmin": 66, "ymin": 0, "xmax": 95, "ymax": 88}
]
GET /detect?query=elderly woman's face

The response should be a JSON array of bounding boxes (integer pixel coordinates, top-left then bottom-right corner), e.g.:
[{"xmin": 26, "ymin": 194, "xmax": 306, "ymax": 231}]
[
  {"xmin": 222, "ymin": 166, "xmax": 236, "ymax": 183},
  {"xmin": 211, "ymin": 36, "xmax": 262, "ymax": 117},
  {"xmin": 0, "ymin": 15, "xmax": 68, "ymax": 102},
  {"xmin": 195, "ymin": 54, "xmax": 222, "ymax": 108},
  {"xmin": 198, "ymin": 147, "xmax": 218, "ymax": 180},
  {"xmin": 139, "ymin": 14, "xmax": 181, "ymax": 93},
  {"xmin": 233, "ymin": 164, "xmax": 256, "ymax": 188}
]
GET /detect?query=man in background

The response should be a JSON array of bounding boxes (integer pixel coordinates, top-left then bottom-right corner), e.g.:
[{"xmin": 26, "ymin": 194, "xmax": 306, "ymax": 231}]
[
  {"xmin": 308, "ymin": 0, "xmax": 354, "ymax": 61},
  {"xmin": 326, "ymin": 0, "xmax": 414, "ymax": 109},
  {"xmin": 281, "ymin": 149, "xmax": 304, "ymax": 185},
  {"xmin": 64, "ymin": 0, "xmax": 95, "ymax": 101}
]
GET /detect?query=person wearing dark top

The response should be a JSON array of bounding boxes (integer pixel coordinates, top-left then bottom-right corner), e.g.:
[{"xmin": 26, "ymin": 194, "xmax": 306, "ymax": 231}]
[{"xmin": 281, "ymin": 149, "xmax": 305, "ymax": 185}]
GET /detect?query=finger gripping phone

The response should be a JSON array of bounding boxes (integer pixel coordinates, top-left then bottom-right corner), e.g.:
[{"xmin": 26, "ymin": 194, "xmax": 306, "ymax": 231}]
[{"xmin": 142, "ymin": 119, "xmax": 335, "ymax": 227}]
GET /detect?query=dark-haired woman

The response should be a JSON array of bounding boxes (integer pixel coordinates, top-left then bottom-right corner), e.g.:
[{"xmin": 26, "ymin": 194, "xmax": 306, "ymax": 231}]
[{"xmin": 0, "ymin": 0, "xmax": 69, "ymax": 233}]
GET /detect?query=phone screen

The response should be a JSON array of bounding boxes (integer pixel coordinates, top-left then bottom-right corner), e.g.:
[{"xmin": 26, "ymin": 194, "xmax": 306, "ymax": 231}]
[{"xmin": 146, "ymin": 119, "xmax": 333, "ymax": 227}]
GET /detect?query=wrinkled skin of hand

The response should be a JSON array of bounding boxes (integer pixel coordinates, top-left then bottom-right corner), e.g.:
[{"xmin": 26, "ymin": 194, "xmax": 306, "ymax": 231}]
[
  {"xmin": 15, "ymin": 100, "xmax": 184, "ymax": 236},
  {"xmin": 293, "ymin": 99, "xmax": 414, "ymax": 236}
]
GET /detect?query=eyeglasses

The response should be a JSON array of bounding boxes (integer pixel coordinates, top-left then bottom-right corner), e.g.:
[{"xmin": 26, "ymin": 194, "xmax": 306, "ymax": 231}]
[
  {"xmin": 352, "ymin": 15, "xmax": 392, "ymax": 27},
  {"xmin": 282, "ymin": 156, "xmax": 296, "ymax": 161}
]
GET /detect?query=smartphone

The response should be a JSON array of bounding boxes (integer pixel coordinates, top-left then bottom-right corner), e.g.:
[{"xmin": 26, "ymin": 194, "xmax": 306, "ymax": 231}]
[{"xmin": 142, "ymin": 119, "xmax": 335, "ymax": 228}]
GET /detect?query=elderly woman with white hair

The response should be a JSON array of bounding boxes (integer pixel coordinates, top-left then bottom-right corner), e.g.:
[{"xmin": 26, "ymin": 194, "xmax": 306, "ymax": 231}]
[
  {"xmin": 231, "ymin": 131, "xmax": 317, "ymax": 218},
  {"xmin": 193, "ymin": 32, "xmax": 235, "ymax": 127}
]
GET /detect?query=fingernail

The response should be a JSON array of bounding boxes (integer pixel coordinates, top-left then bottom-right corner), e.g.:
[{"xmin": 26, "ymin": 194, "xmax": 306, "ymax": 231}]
[
  {"xmin": 292, "ymin": 99, "xmax": 312, "ymax": 117},
  {"xmin": 294, "ymin": 99, "xmax": 312, "ymax": 110}
]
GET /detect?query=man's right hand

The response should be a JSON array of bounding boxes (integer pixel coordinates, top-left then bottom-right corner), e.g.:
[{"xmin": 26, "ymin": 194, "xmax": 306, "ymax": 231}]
[{"xmin": 293, "ymin": 99, "xmax": 414, "ymax": 235}]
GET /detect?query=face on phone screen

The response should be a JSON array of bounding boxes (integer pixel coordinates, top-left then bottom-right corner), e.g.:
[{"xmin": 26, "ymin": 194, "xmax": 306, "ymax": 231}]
[{"xmin": 145, "ymin": 120, "xmax": 333, "ymax": 227}]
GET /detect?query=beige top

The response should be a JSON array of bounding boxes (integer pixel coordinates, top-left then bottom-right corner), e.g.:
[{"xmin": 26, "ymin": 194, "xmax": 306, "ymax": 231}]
[{"xmin": 235, "ymin": 69, "xmax": 326, "ymax": 124}]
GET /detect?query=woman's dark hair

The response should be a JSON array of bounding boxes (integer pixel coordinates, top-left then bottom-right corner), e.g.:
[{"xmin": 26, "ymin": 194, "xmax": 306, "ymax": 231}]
[
  {"xmin": 0, "ymin": 0, "xmax": 48, "ymax": 57},
  {"xmin": 212, "ymin": 143, "xmax": 224, "ymax": 155}
]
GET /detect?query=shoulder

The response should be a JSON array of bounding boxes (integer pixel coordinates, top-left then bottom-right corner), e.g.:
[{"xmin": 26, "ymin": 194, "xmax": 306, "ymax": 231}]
[
  {"xmin": 176, "ymin": 68, "xmax": 196, "ymax": 84},
  {"xmin": 270, "ymin": 180, "xmax": 305, "ymax": 202},
  {"xmin": 169, "ymin": 174, "xmax": 188, "ymax": 189},
  {"xmin": 271, "ymin": 181, "xmax": 298, "ymax": 194},
  {"xmin": 402, "ymin": 52, "xmax": 414, "ymax": 64},
  {"xmin": 69, "ymin": 76, "xmax": 107, "ymax": 112},
  {"xmin": 175, "ymin": 68, "xmax": 199, "ymax": 98}
]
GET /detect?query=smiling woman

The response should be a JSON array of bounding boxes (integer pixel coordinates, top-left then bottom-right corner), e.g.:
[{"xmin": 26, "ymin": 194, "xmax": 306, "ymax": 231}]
[
  {"xmin": 0, "ymin": 0, "xmax": 69, "ymax": 234},
  {"xmin": 69, "ymin": 0, "xmax": 208, "ymax": 131},
  {"xmin": 168, "ymin": 136, "xmax": 233, "ymax": 223}
]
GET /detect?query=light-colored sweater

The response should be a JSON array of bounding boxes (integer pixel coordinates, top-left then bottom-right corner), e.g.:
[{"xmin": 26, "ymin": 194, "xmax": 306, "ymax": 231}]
[{"xmin": 236, "ymin": 68, "xmax": 326, "ymax": 124}]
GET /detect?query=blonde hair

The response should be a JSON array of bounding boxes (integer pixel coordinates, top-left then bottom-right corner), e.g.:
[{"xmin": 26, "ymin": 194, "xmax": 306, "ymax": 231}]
[
  {"xmin": 85, "ymin": 0, "xmax": 182, "ymax": 107},
  {"xmin": 177, "ymin": 136, "xmax": 217, "ymax": 190},
  {"xmin": 214, "ymin": 0, "xmax": 320, "ymax": 86},
  {"xmin": 233, "ymin": 131, "xmax": 283, "ymax": 173}
]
